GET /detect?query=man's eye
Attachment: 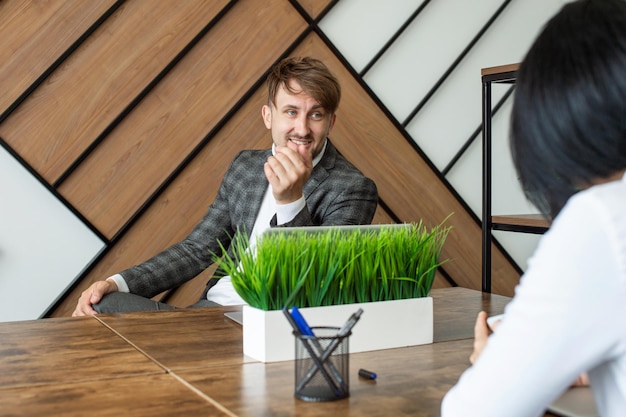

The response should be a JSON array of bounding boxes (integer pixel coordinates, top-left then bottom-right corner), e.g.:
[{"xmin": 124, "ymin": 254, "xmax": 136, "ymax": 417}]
[
  {"xmin": 310, "ymin": 112, "xmax": 323, "ymax": 120},
  {"xmin": 286, "ymin": 110, "xmax": 296, "ymax": 116}
]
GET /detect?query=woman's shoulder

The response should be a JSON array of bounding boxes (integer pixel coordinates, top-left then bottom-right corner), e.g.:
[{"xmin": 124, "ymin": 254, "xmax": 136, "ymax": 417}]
[{"xmin": 570, "ymin": 175, "xmax": 626, "ymax": 219}]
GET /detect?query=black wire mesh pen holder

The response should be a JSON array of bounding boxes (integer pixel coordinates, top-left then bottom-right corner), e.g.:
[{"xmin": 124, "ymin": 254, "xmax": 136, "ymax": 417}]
[{"xmin": 294, "ymin": 326, "xmax": 350, "ymax": 402}]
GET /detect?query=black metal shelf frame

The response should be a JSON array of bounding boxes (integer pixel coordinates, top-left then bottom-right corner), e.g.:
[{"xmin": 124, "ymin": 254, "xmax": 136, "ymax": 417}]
[{"xmin": 481, "ymin": 67, "xmax": 518, "ymax": 293}]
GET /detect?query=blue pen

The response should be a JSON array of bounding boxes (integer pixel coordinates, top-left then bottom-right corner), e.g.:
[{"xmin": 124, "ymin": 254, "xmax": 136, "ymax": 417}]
[
  {"xmin": 290, "ymin": 306, "xmax": 315, "ymax": 336},
  {"xmin": 282, "ymin": 307, "xmax": 301, "ymax": 335}
]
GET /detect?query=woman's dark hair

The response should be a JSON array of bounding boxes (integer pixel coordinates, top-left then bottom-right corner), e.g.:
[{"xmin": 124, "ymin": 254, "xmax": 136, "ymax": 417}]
[
  {"xmin": 511, "ymin": 0, "xmax": 626, "ymax": 218},
  {"xmin": 266, "ymin": 56, "xmax": 341, "ymax": 114}
]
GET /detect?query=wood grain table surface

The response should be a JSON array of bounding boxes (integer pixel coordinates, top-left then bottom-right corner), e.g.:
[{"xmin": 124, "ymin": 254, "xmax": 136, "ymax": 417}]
[
  {"xmin": 431, "ymin": 287, "xmax": 510, "ymax": 342},
  {"xmin": 91, "ymin": 286, "xmax": 512, "ymax": 372},
  {"xmin": 94, "ymin": 304, "xmax": 247, "ymax": 371},
  {"xmin": 175, "ymin": 338, "xmax": 476, "ymax": 417},
  {"xmin": 0, "ymin": 287, "xmax": 565, "ymax": 416},
  {"xmin": 0, "ymin": 373, "xmax": 233, "ymax": 417},
  {"xmin": 0, "ymin": 315, "xmax": 164, "ymax": 389}
]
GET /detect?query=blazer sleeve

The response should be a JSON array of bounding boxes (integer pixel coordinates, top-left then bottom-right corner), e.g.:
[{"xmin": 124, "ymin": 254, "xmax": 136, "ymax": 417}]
[{"xmin": 119, "ymin": 153, "xmax": 245, "ymax": 298}]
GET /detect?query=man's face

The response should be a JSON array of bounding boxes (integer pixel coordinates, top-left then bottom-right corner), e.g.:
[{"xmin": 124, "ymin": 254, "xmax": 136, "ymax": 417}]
[{"xmin": 262, "ymin": 80, "xmax": 336, "ymax": 159}]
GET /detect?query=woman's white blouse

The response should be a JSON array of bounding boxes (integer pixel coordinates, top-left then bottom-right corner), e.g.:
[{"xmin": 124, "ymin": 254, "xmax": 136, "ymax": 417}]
[{"xmin": 442, "ymin": 173, "xmax": 626, "ymax": 417}]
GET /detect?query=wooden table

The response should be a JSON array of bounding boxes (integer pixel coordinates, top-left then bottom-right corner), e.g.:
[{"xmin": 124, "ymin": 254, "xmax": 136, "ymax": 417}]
[
  {"xmin": 0, "ymin": 313, "xmax": 233, "ymax": 416},
  {"xmin": 0, "ymin": 287, "xmax": 558, "ymax": 416}
]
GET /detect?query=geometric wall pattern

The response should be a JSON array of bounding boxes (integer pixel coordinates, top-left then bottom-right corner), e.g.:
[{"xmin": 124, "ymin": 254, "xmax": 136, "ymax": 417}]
[{"xmin": 0, "ymin": 0, "xmax": 567, "ymax": 319}]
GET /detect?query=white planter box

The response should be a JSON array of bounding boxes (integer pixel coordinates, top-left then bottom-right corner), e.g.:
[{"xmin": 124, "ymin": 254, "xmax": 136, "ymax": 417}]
[{"xmin": 243, "ymin": 297, "xmax": 433, "ymax": 363}]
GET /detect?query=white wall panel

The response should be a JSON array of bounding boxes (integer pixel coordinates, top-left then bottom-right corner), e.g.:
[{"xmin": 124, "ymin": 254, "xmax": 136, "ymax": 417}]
[
  {"xmin": 489, "ymin": 91, "xmax": 538, "ymax": 217},
  {"xmin": 446, "ymin": 95, "xmax": 539, "ymax": 270},
  {"xmin": 319, "ymin": 0, "xmax": 426, "ymax": 72},
  {"xmin": 0, "ymin": 147, "xmax": 104, "ymax": 322},
  {"xmin": 445, "ymin": 130, "xmax": 482, "ymax": 219},
  {"xmin": 405, "ymin": 0, "xmax": 566, "ymax": 171},
  {"xmin": 362, "ymin": 0, "xmax": 504, "ymax": 122},
  {"xmin": 493, "ymin": 231, "xmax": 542, "ymax": 271}
]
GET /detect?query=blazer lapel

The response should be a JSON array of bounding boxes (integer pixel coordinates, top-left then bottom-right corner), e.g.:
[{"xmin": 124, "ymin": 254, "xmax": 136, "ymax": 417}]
[
  {"xmin": 239, "ymin": 150, "xmax": 271, "ymax": 236},
  {"xmin": 303, "ymin": 139, "xmax": 336, "ymax": 197}
]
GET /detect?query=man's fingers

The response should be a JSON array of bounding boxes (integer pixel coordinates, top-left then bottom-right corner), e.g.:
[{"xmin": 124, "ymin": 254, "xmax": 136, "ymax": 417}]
[
  {"xmin": 72, "ymin": 280, "xmax": 115, "ymax": 317},
  {"xmin": 266, "ymin": 145, "xmax": 313, "ymax": 204},
  {"xmin": 72, "ymin": 293, "xmax": 98, "ymax": 316},
  {"xmin": 295, "ymin": 143, "xmax": 313, "ymax": 168},
  {"xmin": 89, "ymin": 288, "xmax": 102, "ymax": 305}
]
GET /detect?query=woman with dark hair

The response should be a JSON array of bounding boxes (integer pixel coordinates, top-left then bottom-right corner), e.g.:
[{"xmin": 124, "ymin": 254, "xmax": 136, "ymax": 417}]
[{"xmin": 442, "ymin": 0, "xmax": 626, "ymax": 416}]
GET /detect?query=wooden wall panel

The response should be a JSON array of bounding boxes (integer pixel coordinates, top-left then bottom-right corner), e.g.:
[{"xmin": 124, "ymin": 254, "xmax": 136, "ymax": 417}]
[
  {"xmin": 50, "ymin": 86, "xmax": 267, "ymax": 316},
  {"xmin": 0, "ymin": 0, "xmax": 230, "ymax": 183},
  {"xmin": 140, "ymin": 88, "xmax": 286, "ymax": 308},
  {"xmin": 296, "ymin": 0, "xmax": 334, "ymax": 19},
  {"xmin": 57, "ymin": 0, "xmax": 305, "ymax": 238},
  {"xmin": 0, "ymin": 0, "xmax": 116, "ymax": 116}
]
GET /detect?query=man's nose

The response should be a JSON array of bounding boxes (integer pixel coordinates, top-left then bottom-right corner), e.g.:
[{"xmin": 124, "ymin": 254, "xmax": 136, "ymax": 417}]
[{"xmin": 293, "ymin": 114, "xmax": 310, "ymax": 136}]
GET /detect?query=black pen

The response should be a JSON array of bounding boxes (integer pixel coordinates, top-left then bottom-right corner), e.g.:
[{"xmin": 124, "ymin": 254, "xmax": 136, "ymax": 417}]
[
  {"xmin": 315, "ymin": 308, "xmax": 363, "ymax": 364},
  {"xmin": 358, "ymin": 368, "xmax": 377, "ymax": 380},
  {"xmin": 337, "ymin": 308, "xmax": 363, "ymax": 337}
]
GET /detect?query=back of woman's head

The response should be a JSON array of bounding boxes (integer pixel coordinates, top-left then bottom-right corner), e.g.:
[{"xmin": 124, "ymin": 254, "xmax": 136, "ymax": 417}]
[{"xmin": 511, "ymin": 0, "xmax": 626, "ymax": 218}]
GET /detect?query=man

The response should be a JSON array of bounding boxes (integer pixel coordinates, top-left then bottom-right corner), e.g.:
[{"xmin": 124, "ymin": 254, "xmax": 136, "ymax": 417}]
[{"xmin": 72, "ymin": 56, "xmax": 378, "ymax": 316}]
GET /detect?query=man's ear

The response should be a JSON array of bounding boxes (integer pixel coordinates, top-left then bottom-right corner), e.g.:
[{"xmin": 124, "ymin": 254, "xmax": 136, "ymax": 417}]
[{"xmin": 261, "ymin": 104, "xmax": 272, "ymax": 129}]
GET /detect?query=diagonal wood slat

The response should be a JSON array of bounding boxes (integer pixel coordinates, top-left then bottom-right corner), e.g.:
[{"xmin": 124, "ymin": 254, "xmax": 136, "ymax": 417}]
[
  {"xmin": 0, "ymin": 0, "xmax": 230, "ymax": 183},
  {"xmin": 0, "ymin": 0, "xmax": 117, "ymax": 117},
  {"xmin": 57, "ymin": 0, "xmax": 305, "ymax": 238},
  {"xmin": 296, "ymin": 0, "xmax": 335, "ymax": 20}
]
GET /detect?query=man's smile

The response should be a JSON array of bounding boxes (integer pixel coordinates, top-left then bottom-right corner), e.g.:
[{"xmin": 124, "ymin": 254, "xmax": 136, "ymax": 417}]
[{"xmin": 289, "ymin": 137, "xmax": 311, "ymax": 146}]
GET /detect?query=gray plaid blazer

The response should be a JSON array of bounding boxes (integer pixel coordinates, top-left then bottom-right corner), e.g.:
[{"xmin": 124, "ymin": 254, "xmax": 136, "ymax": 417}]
[{"xmin": 120, "ymin": 140, "xmax": 378, "ymax": 299}]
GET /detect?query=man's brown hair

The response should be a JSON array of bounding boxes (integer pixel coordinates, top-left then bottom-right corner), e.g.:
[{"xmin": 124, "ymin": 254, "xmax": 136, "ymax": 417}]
[{"xmin": 266, "ymin": 56, "xmax": 341, "ymax": 114}]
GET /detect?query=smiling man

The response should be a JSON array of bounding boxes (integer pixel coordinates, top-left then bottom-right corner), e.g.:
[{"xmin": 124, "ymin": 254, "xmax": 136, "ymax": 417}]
[{"xmin": 73, "ymin": 56, "xmax": 379, "ymax": 315}]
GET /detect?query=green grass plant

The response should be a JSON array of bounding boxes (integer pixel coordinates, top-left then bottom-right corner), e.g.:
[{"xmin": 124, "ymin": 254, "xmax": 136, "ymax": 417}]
[{"xmin": 214, "ymin": 220, "xmax": 451, "ymax": 311}]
